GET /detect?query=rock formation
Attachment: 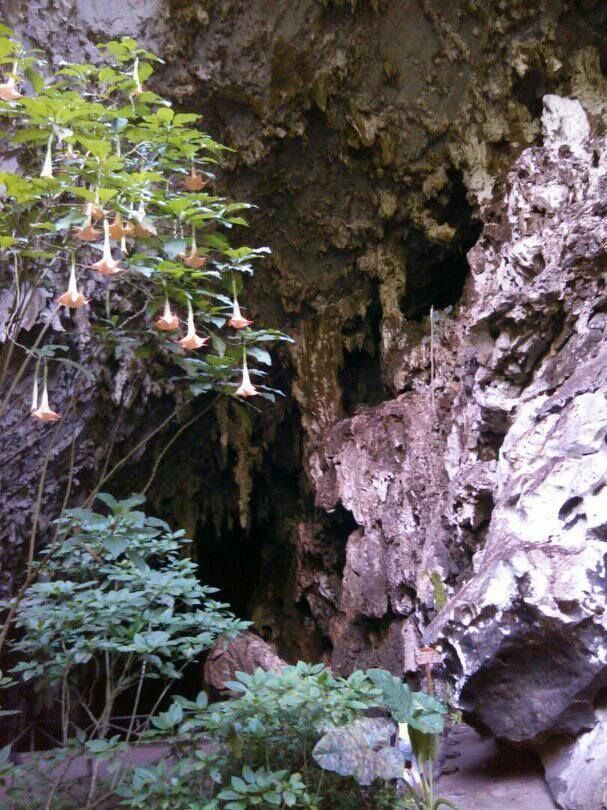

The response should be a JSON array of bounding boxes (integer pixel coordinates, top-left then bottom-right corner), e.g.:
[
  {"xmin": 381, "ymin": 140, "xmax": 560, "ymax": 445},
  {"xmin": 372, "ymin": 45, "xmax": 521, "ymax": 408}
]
[
  {"xmin": 203, "ymin": 631, "xmax": 285, "ymax": 695},
  {"xmin": 3, "ymin": 2, "xmax": 607, "ymax": 806}
]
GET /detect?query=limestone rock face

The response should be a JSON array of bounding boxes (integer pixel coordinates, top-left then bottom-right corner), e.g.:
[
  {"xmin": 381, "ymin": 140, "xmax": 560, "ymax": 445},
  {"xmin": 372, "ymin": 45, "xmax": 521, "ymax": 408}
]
[
  {"xmin": 541, "ymin": 704, "xmax": 607, "ymax": 810},
  {"xmin": 299, "ymin": 95, "xmax": 607, "ymax": 808},
  {"xmin": 427, "ymin": 95, "xmax": 607, "ymax": 746}
]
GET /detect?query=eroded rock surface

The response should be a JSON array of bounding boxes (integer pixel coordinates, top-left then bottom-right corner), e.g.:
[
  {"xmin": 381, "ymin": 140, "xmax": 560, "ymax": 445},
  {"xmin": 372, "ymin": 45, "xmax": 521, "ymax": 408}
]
[
  {"xmin": 296, "ymin": 95, "xmax": 607, "ymax": 808},
  {"xmin": 427, "ymin": 95, "xmax": 607, "ymax": 749}
]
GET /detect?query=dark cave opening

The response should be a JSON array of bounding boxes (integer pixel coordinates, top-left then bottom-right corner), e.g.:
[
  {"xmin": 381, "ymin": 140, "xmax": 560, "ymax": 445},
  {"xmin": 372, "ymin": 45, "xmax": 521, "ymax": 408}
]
[
  {"xmin": 401, "ymin": 171, "xmax": 482, "ymax": 321},
  {"xmin": 195, "ymin": 517, "xmax": 263, "ymax": 621},
  {"xmin": 512, "ymin": 67, "xmax": 547, "ymax": 119},
  {"xmin": 339, "ymin": 284, "xmax": 388, "ymax": 413}
]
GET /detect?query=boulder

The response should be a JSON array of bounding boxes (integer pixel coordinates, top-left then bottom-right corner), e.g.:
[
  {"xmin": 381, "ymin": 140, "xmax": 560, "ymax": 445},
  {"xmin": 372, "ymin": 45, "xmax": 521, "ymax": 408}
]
[
  {"xmin": 541, "ymin": 704, "xmax": 607, "ymax": 810},
  {"xmin": 203, "ymin": 631, "xmax": 285, "ymax": 695}
]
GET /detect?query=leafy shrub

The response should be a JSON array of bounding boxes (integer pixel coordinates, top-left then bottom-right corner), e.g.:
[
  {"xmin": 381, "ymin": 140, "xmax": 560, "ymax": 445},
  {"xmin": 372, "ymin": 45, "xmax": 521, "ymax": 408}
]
[
  {"xmin": 116, "ymin": 664, "xmax": 454, "ymax": 809},
  {"xmin": 216, "ymin": 767, "xmax": 313, "ymax": 809},
  {"xmin": 120, "ymin": 663, "xmax": 381, "ymax": 808},
  {"xmin": 11, "ymin": 494, "xmax": 246, "ymax": 695},
  {"xmin": 4, "ymin": 494, "xmax": 247, "ymax": 807}
]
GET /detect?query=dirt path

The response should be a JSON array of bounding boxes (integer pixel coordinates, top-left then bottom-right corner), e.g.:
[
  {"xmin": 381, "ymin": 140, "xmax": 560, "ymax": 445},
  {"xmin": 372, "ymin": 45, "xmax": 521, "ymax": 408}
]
[{"xmin": 438, "ymin": 725, "xmax": 557, "ymax": 810}]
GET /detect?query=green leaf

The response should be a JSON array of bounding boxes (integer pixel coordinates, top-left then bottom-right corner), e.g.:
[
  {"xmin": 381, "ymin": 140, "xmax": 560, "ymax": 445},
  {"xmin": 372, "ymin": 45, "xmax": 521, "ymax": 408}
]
[
  {"xmin": 247, "ymin": 346, "xmax": 271, "ymax": 365},
  {"xmin": 95, "ymin": 492, "xmax": 119, "ymax": 511},
  {"xmin": 367, "ymin": 668, "xmax": 413, "ymax": 723},
  {"xmin": 313, "ymin": 717, "xmax": 405, "ymax": 786}
]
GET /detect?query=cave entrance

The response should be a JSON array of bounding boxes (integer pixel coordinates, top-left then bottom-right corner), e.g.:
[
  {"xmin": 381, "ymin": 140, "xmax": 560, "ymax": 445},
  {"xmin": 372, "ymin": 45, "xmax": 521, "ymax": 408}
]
[
  {"xmin": 402, "ymin": 170, "xmax": 482, "ymax": 320},
  {"xmin": 340, "ymin": 284, "xmax": 388, "ymax": 414},
  {"xmin": 196, "ymin": 517, "xmax": 263, "ymax": 621}
]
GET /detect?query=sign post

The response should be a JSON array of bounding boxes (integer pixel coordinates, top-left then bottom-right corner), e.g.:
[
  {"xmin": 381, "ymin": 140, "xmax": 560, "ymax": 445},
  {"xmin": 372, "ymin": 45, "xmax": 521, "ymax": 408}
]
[{"xmin": 415, "ymin": 646, "xmax": 442, "ymax": 694}]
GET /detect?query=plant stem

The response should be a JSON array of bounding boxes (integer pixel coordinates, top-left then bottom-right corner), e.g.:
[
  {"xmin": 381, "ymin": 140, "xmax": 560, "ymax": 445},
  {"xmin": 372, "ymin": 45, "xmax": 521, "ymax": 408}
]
[
  {"xmin": 142, "ymin": 396, "xmax": 216, "ymax": 495},
  {"xmin": 125, "ymin": 661, "xmax": 146, "ymax": 743},
  {"xmin": 430, "ymin": 305, "xmax": 435, "ymax": 416},
  {"xmin": 85, "ymin": 404, "xmax": 181, "ymax": 506}
]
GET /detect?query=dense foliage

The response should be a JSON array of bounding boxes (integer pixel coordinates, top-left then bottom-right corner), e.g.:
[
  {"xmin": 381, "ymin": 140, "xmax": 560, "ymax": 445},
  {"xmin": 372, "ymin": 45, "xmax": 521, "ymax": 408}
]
[
  {"xmin": 0, "ymin": 26, "xmax": 287, "ymax": 424},
  {"xmin": 1, "ymin": 496, "xmax": 452, "ymax": 809},
  {"xmin": 11, "ymin": 494, "xmax": 246, "ymax": 699}
]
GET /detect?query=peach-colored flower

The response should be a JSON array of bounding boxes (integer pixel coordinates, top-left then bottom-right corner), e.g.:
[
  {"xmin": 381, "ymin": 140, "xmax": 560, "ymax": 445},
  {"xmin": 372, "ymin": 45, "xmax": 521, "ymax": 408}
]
[
  {"xmin": 228, "ymin": 298, "xmax": 253, "ymax": 329},
  {"xmin": 40, "ymin": 135, "xmax": 54, "ymax": 178},
  {"xmin": 180, "ymin": 232, "xmax": 207, "ymax": 269},
  {"xmin": 178, "ymin": 301, "xmax": 209, "ymax": 350},
  {"xmin": 57, "ymin": 262, "xmax": 88, "ymax": 309},
  {"xmin": 31, "ymin": 378, "xmax": 61, "ymax": 422},
  {"xmin": 132, "ymin": 201, "xmax": 157, "ymax": 238},
  {"xmin": 109, "ymin": 213, "xmax": 133, "ymax": 240},
  {"xmin": 235, "ymin": 353, "xmax": 258, "ymax": 398},
  {"xmin": 88, "ymin": 201, "xmax": 105, "ymax": 222},
  {"xmin": 154, "ymin": 298, "xmax": 179, "ymax": 331},
  {"xmin": 184, "ymin": 171, "xmax": 207, "ymax": 192},
  {"xmin": 88, "ymin": 219, "xmax": 122, "ymax": 275},
  {"xmin": 0, "ymin": 74, "xmax": 21, "ymax": 102},
  {"xmin": 73, "ymin": 216, "xmax": 101, "ymax": 242}
]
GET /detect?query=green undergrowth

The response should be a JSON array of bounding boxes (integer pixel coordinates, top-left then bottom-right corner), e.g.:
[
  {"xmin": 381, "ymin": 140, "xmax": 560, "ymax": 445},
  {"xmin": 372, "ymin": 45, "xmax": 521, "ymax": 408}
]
[{"xmin": 1, "ymin": 496, "xmax": 456, "ymax": 810}]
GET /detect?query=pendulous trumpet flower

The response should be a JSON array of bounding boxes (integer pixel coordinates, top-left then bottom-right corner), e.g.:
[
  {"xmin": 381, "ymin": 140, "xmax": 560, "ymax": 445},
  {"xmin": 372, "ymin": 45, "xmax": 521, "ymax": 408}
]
[
  {"xmin": 130, "ymin": 57, "xmax": 143, "ymax": 97},
  {"xmin": 31, "ymin": 375, "xmax": 61, "ymax": 422},
  {"xmin": 0, "ymin": 66, "xmax": 22, "ymax": 102},
  {"xmin": 73, "ymin": 217, "xmax": 101, "ymax": 242},
  {"xmin": 235, "ymin": 351, "xmax": 258, "ymax": 398},
  {"xmin": 180, "ymin": 231, "xmax": 207, "ymax": 269},
  {"xmin": 73, "ymin": 203, "xmax": 101, "ymax": 241},
  {"xmin": 228, "ymin": 298, "xmax": 253, "ymax": 329},
  {"xmin": 88, "ymin": 219, "xmax": 122, "ymax": 275},
  {"xmin": 30, "ymin": 372, "xmax": 39, "ymax": 414},
  {"xmin": 40, "ymin": 135, "xmax": 54, "ymax": 178},
  {"xmin": 154, "ymin": 298, "xmax": 180, "ymax": 331},
  {"xmin": 184, "ymin": 170, "xmax": 207, "ymax": 191},
  {"xmin": 109, "ymin": 213, "xmax": 134, "ymax": 240},
  {"xmin": 88, "ymin": 200, "xmax": 105, "ymax": 222},
  {"xmin": 178, "ymin": 301, "xmax": 209, "ymax": 350},
  {"xmin": 132, "ymin": 201, "xmax": 157, "ymax": 238},
  {"xmin": 57, "ymin": 260, "xmax": 88, "ymax": 309}
]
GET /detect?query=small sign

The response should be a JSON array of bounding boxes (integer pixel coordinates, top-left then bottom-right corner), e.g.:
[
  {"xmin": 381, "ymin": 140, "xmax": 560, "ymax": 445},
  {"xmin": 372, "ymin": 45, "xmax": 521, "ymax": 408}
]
[{"xmin": 415, "ymin": 646, "xmax": 442, "ymax": 666}]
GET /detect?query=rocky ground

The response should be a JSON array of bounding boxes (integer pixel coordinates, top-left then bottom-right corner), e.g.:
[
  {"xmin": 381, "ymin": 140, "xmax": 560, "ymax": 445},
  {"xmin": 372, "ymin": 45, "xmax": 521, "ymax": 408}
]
[{"xmin": 439, "ymin": 726, "xmax": 557, "ymax": 810}]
